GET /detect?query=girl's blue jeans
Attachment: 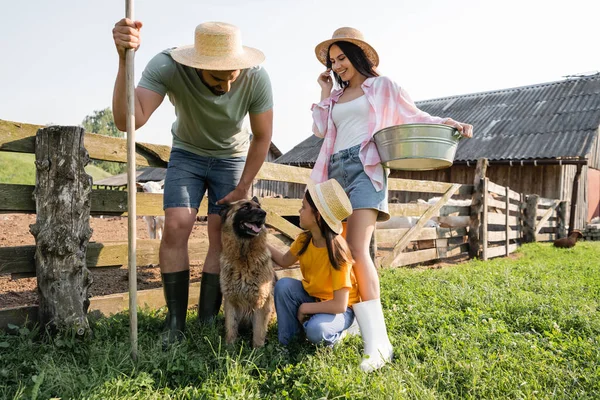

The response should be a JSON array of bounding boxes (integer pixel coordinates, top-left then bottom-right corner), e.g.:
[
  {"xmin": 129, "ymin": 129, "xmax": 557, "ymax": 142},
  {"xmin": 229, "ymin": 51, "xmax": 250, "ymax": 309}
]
[{"xmin": 274, "ymin": 278, "xmax": 354, "ymax": 346}]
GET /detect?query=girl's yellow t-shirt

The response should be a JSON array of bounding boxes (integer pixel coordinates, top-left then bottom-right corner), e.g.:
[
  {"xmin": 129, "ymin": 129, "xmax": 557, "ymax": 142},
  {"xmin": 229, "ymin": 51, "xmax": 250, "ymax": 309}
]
[{"xmin": 290, "ymin": 236, "xmax": 360, "ymax": 306}]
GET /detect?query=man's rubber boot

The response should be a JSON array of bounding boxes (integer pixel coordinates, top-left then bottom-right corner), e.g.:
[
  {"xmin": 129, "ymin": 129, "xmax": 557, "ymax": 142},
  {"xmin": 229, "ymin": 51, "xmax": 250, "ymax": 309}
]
[
  {"xmin": 198, "ymin": 272, "xmax": 222, "ymax": 324},
  {"xmin": 161, "ymin": 270, "xmax": 190, "ymax": 349}
]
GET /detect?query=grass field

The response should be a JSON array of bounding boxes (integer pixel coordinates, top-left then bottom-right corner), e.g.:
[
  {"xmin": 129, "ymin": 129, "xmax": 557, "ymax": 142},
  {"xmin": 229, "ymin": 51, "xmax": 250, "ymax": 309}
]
[
  {"xmin": 1, "ymin": 242, "xmax": 599, "ymax": 399},
  {"xmin": 0, "ymin": 152, "xmax": 111, "ymax": 185}
]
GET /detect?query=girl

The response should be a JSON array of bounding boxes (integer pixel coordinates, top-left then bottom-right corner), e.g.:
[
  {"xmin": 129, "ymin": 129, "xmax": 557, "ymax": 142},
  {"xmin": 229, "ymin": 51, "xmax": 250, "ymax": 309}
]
[
  {"xmin": 311, "ymin": 27, "xmax": 473, "ymax": 371},
  {"xmin": 268, "ymin": 178, "xmax": 359, "ymax": 347}
]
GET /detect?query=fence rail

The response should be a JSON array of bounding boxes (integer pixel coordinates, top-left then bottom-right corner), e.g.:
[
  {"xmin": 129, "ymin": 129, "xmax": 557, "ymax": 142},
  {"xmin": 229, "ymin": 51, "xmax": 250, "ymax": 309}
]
[{"xmin": 0, "ymin": 120, "xmax": 566, "ymax": 329}]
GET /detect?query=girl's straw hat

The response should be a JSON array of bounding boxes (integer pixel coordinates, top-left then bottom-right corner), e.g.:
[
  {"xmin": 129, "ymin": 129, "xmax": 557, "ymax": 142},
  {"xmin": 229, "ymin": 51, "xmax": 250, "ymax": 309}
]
[
  {"xmin": 315, "ymin": 27, "xmax": 379, "ymax": 67},
  {"xmin": 170, "ymin": 22, "xmax": 265, "ymax": 70},
  {"xmin": 307, "ymin": 179, "xmax": 353, "ymax": 234}
]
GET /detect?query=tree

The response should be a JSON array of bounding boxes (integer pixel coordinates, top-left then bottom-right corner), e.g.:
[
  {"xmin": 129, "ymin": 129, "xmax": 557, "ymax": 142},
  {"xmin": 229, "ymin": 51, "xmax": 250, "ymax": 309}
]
[{"xmin": 81, "ymin": 108, "xmax": 126, "ymax": 175}]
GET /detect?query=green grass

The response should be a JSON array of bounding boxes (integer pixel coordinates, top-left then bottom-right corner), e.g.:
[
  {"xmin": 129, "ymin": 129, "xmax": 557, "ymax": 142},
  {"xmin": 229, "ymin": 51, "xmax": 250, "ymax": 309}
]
[
  {"xmin": 1, "ymin": 242, "xmax": 599, "ymax": 399},
  {"xmin": 0, "ymin": 152, "xmax": 111, "ymax": 185}
]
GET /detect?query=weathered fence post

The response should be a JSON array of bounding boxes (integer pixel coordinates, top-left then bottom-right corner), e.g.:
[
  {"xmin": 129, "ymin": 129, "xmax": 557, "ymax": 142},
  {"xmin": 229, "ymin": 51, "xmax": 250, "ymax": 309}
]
[
  {"xmin": 469, "ymin": 158, "xmax": 488, "ymax": 258},
  {"xmin": 29, "ymin": 126, "xmax": 93, "ymax": 335},
  {"xmin": 505, "ymin": 185, "xmax": 510, "ymax": 256},
  {"xmin": 481, "ymin": 178, "xmax": 489, "ymax": 261},
  {"xmin": 523, "ymin": 194, "xmax": 539, "ymax": 243},
  {"xmin": 557, "ymin": 200, "xmax": 567, "ymax": 239}
]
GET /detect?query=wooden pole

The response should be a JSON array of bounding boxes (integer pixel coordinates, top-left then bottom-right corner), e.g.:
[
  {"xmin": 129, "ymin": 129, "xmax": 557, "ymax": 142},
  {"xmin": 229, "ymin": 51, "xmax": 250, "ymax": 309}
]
[
  {"xmin": 505, "ymin": 186, "xmax": 510, "ymax": 256},
  {"xmin": 481, "ymin": 178, "xmax": 489, "ymax": 261},
  {"xmin": 125, "ymin": 0, "xmax": 138, "ymax": 361},
  {"xmin": 468, "ymin": 158, "xmax": 488, "ymax": 259}
]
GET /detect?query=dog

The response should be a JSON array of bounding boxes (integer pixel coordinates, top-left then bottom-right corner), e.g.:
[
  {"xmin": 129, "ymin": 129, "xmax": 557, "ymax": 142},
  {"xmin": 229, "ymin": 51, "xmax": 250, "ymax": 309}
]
[
  {"xmin": 219, "ymin": 197, "xmax": 276, "ymax": 348},
  {"xmin": 553, "ymin": 229, "xmax": 583, "ymax": 248}
]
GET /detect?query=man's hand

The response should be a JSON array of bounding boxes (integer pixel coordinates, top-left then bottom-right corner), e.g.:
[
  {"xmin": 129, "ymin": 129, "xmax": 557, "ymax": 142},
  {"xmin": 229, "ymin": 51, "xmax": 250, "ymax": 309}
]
[
  {"xmin": 113, "ymin": 18, "xmax": 143, "ymax": 60},
  {"xmin": 216, "ymin": 185, "xmax": 249, "ymax": 205}
]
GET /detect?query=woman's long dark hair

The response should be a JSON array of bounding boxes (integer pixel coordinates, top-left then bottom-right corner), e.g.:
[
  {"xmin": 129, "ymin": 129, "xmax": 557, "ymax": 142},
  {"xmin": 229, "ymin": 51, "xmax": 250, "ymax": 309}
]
[
  {"xmin": 326, "ymin": 41, "xmax": 379, "ymax": 88},
  {"xmin": 297, "ymin": 192, "xmax": 354, "ymax": 270}
]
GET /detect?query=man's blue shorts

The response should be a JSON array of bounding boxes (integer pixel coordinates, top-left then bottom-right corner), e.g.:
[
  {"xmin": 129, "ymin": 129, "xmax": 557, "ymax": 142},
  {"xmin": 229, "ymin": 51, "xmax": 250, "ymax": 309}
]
[{"xmin": 163, "ymin": 147, "xmax": 246, "ymax": 215}]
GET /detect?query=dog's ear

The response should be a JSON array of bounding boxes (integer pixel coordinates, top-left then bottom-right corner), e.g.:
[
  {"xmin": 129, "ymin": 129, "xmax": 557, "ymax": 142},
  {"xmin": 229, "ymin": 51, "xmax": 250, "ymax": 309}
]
[
  {"xmin": 251, "ymin": 196, "xmax": 261, "ymax": 206},
  {"xmin": 219, "ymin": 204, "xmax": 231, "ymax": 222}
]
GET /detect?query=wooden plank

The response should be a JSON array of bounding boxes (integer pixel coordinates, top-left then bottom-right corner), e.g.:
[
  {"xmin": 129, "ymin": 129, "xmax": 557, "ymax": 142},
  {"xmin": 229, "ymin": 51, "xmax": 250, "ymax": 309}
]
[
  {"xmin": 0, "ymin": 185, "xmax": 302, "ymax": 217},
  {"xmin": 375, "ymin": 227, "xmax": 468, "ymax": 244},
  {"xmin": 488, "ymin": 213, "xmax": 519, "ymax": 226},
  {"xmin": 488, "ymin": 180, "xmax": 520, "ymax": 200},
  {"xmin": 0, "ymin": 119, "xmax": 169, "ymax": 167},
  {"xmin": 1, "ymin": 267, "xmax": 303, "ymax": 329},
  {"xmin": 266, "ymin": 211, "xmax": 302, "ymax": 240},
  {"xmin": 482, "ymin": 178, "xmax": 489, "ymax": 261},
  {"xmin": 469, "ymin": 159, "xmax": 488, "ymax": 259},
  {"xmin": 387, "ymin": 178, "xmax": 472, "ymax": 196},
  {"xmin": 488, "ymin": 197, "xmax": 519, "ymax": 212},
  {"xmin": 487, "ymin": 230, "xmax": 520, "ymax": 242},
  {"xmin": 535, "ymin": 200, "xmax": 560, "ymax": 234},
  {"xmin": 536, "ymin": 232, "xmax": 557, "ymax": 242},
  {"xmin": 388, "ymin": 203, "xmax": 430, "ymax": 217},
  {"xmin": 505, "ymin": 186, "xmax": 510, "ymax": 256},
  {"xmin": 382, "ymin": 184, "xmax": 460, "ymax": 267},
  {"xmin": 0, "ymin": 239, "xmax": 210, "ymax": 274},
  {"xmin": 486, "ymin": 244, "xmax": 518, "ymax": 259},
  {"xmin": 538, "ymin": 197, "xmax": 559, "ymax": 207},
  {"xmin": 255, "ymin": 162, "xmax": 311, "ymax": 184}
]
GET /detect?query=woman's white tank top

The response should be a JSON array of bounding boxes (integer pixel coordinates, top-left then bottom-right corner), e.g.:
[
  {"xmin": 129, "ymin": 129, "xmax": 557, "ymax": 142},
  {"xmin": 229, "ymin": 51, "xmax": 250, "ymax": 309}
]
[{"xmin": 332, "ymin": 95, "xmax": 370, "ymax": 153}]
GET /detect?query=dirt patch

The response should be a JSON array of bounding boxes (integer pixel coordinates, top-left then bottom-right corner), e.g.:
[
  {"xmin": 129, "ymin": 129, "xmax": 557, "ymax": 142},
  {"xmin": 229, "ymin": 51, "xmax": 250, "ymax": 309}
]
[{"xmin": 0, "ymin": 214, "xmax": 207, "ymax": 309}]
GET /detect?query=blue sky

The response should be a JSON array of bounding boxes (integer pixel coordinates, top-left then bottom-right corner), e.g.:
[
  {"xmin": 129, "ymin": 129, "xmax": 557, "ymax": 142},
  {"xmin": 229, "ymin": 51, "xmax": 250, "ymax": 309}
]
[{"xmin": 1, "ymin": 0, "xmax": 598, "ymax": 153}]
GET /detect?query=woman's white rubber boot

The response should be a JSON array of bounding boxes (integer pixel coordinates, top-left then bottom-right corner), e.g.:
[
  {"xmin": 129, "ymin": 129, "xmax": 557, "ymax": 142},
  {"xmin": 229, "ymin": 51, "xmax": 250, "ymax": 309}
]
[{"xmin": 353, "ymin": 298, "xmax": 393, "ymax": 372}]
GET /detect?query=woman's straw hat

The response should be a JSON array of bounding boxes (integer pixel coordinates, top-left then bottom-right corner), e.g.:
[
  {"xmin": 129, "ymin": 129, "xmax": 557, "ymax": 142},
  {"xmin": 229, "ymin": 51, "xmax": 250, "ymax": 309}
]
[
  {"xmin": 315, "ymin": 27, "xmax": 379, "ymax": 67},
  {"xmin": 170, "ymin": 22, "xmax": 265, "ymax": 70},
  {"xmin": 307, "ymin": 179, "xmax": 353, "ymax": 234}
]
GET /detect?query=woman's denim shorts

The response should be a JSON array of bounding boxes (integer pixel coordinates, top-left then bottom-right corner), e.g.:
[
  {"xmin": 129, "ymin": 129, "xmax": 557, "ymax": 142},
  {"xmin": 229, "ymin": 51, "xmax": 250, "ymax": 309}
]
[
  {"xmin": 328, "ymin": 144, "xmax": 390, "ymax": 222},
  {"xmin": 163, "ymin": 148, "xmax": 246, "ymax": 215}
]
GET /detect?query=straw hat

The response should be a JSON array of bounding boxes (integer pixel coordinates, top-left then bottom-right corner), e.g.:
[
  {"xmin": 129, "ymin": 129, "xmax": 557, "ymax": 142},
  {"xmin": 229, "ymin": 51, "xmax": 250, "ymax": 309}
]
[
  {"xmin": 170, "ymin": 22, "xmax": 265, "ymax": 70},
  {"xmin": 315, "ymin": 27, "xmax": 379, "ymax": 67},
  {"xmin": 306, "ymin": 179, "xmax": 353, "ymax": 234}
]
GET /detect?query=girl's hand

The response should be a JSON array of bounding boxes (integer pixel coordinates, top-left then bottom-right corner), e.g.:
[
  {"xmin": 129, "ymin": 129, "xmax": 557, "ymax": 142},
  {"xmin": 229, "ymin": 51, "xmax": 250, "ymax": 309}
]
[
  {"xmin": 443, "ymin": 118, "xmax": 473, "ymax": 138},
  {"xmin": 317, "ymin": 69, "xmax": 333, "ymax": 93},
  {"xmin": 297, "ymin": 304, "xmax": 309, "ymax": 323}
]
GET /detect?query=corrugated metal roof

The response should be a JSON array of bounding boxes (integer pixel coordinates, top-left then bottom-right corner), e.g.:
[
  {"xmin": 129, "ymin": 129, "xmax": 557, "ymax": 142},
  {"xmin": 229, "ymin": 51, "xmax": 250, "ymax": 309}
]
[{"xmin": 275, "ymin": 74, "xmax": 600, "ymax": 165}]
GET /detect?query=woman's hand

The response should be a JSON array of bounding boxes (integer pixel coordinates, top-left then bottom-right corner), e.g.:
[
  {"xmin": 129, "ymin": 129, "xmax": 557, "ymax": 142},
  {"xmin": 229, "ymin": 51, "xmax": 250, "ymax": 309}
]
[
  {"xmin": 317, "ymin": 69, "xmax": 333, "ymax": 93},
  {"xmin": 443, "ymin": 118, "xmax": 473, "ymax": 138}
]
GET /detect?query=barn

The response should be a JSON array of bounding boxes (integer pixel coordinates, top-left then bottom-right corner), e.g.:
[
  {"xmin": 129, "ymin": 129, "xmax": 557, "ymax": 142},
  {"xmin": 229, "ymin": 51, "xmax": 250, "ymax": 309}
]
[{"xmin": 275, "ymin": 73, "xmax": 600, "ymax": 229}]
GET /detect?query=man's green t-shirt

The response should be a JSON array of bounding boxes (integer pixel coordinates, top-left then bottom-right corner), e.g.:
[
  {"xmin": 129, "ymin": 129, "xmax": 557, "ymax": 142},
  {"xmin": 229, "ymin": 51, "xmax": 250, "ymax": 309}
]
[{"xmin": 138, "ymin": 49, "xmax": 273, "ymax": 158}]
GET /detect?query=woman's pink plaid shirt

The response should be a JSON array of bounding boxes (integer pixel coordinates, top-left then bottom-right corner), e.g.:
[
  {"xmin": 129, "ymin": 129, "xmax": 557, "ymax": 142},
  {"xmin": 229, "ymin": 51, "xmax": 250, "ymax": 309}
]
[{"xmin": 310, "ymin": 76, "xmax": 446, "ymax": 191}]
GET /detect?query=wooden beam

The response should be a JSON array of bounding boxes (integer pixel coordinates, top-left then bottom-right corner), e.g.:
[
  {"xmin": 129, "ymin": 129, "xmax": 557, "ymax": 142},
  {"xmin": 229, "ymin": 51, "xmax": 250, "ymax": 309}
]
[
  {"xmin": 469, "ymin": 158, "xmax": 488, "ymax": 258},
  {"xmin": 254, "ymin": 162, "xmax": 310, "ymax": 184},
  {"xmin": 0, "ymin": 266, "xmax": 303, "ymax": 330},
  {"xmin": 0, "ymin": 239, "xmax": 211, "ymax": 275},
  {"xmin": 523, "ymin": 194, "xmax": 539, "ymax": 242},
  {"xmin": 487, "ymin": 180, "xmax": 520, "ymax": 201},
  {"xmin": 488, "ymin": 213, "xmax": 519, "ymax": 226},
  {"xmin": 0, "ymin": 119, "xmax": 169, "ymax": 167},
  {"xmin": 266, "ymin": 211, "xmax": 302, "ymax": 240},
  {"xmin": 486, "ymin": 244, "xmax": 518, "ymax": 259},
  {"xmin": 482, "ymin": 178, "xmax": 489, "ymax": 261},
  {"xmin": 382, "ymin": 184, "xmax": 460, "ymax": 267},
  {"xmin": 387, "ymin": 177, "xmax": 472, "ymax": 196},
  {"xmin": 535, "ymin": 200, "xmax": 560, "ymax": 234},
  {"xmin": 0, "ymin": 185, "xmax": 303, "ymax": 217}
]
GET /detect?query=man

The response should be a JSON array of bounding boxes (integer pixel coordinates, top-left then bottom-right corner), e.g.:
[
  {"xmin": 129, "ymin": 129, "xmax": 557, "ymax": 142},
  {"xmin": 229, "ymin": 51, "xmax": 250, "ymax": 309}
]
[{"xmin": 112, "ymin": 19, "xmax": 273, "ymax": 343}]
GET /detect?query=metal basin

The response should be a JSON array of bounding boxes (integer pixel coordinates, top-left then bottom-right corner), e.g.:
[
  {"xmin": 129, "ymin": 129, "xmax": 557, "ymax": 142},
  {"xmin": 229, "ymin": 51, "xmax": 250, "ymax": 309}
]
[{"xmin": 373, "ymin": 123, "xmax": 461, "ymax": 171}]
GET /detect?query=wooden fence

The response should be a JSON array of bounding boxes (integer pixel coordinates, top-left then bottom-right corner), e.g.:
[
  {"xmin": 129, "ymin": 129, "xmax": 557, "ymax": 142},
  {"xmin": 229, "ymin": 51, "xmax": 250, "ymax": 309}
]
[{"xmin": 0, "ymin": 119, "xmax": 566, "ymax": 328}]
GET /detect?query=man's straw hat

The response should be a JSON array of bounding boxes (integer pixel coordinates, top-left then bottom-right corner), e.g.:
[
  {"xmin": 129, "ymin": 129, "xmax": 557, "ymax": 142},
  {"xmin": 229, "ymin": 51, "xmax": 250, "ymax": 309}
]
[
  {"xmin": 307, "ymin": 179, "xmax": 353, "ymax": 234},
  {"xmin": 315, "ymin": 27, "xmax": 379, "ymax": 67},
  {"xmin": 170, "ymin": 22, "xmax": 265, "ymax": 70}
]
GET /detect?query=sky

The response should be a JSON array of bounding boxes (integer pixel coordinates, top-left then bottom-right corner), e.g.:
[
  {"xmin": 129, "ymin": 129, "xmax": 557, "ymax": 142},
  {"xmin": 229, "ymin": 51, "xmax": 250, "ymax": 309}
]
[{"xmin": 1, "ymin": 0, "xmax": 598, "ymax": 154}]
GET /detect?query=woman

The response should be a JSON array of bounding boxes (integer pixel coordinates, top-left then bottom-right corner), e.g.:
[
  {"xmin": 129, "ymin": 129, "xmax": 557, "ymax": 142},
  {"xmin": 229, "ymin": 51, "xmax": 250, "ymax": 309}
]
[{"xmin": 311, "ymin": 27, "xmax": 473, "ymax": 372}]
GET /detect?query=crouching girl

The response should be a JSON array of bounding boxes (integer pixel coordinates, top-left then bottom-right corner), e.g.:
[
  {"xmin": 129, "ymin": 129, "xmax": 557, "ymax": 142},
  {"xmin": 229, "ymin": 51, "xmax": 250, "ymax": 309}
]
[{"xmin": 267, "ymin": 178, "xmax": 359, "ymax": 346}]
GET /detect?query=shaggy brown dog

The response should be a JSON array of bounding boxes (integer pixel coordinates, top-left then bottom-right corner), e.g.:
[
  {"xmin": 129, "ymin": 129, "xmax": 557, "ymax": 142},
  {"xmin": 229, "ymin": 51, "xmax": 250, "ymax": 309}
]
[
  {"xmin": 219, "ymin": 197, "xmax": 276, "ymax": 347},
  {"xmin": 553, "ymin": 230, "xmax": 583, "ymax": 248}
]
